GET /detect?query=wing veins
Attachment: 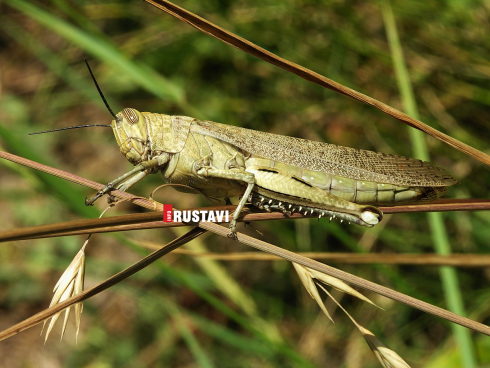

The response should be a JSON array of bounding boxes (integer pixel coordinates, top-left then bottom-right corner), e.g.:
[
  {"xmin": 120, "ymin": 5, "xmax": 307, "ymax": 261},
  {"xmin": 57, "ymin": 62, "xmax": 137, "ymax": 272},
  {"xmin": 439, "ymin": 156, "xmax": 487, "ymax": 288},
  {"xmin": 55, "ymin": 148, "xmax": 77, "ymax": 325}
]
[{"xmin": 191, "ymin": 120, "xmax": 459, "ymax": 187}]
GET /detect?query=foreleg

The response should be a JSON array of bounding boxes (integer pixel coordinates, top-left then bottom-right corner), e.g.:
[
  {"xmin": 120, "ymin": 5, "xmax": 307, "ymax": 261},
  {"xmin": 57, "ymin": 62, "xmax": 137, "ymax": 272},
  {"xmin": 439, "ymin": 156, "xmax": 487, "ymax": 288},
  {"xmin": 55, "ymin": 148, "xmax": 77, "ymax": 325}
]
[{"xmin": 86, "ymin": 154, "xmax": 169, "ymax": 206}]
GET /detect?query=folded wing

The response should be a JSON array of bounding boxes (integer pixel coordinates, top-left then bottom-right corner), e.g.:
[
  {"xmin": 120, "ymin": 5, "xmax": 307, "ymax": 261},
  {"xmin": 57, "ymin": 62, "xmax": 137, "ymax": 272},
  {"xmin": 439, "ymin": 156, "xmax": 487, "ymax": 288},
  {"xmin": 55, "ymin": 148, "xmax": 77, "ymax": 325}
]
[{"xmin": 192, "ymin": 120, "xmax": 459, "ymax": 187}]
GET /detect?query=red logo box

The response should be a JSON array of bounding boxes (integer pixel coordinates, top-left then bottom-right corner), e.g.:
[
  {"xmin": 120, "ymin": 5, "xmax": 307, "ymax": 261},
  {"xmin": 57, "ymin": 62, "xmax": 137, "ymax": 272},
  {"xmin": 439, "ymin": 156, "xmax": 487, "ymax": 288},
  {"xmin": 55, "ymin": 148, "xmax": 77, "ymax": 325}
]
[{"xmin": 163, "ymin": 204, "xmax": 173, "ymax": 222}]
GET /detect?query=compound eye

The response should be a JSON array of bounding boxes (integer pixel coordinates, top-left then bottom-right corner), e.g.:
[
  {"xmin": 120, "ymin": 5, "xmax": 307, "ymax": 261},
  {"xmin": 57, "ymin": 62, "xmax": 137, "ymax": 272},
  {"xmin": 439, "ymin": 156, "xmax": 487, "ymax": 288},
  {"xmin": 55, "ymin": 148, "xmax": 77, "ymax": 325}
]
[{"xmin": 122, "ymin": 108, "xmax": 139, "ymax": 125}]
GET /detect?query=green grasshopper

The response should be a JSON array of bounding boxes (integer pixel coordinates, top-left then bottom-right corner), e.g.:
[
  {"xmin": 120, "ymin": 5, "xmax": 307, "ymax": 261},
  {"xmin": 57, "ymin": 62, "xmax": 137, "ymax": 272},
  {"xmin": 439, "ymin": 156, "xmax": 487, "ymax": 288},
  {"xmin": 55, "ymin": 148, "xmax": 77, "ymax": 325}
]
[
  {"xmin": 38, "ymin": 63, "xmax": 459, "ymax": 237},
  {"xmin": 86, "ymin": 106, "xmax": 457, "ymax": 234}
]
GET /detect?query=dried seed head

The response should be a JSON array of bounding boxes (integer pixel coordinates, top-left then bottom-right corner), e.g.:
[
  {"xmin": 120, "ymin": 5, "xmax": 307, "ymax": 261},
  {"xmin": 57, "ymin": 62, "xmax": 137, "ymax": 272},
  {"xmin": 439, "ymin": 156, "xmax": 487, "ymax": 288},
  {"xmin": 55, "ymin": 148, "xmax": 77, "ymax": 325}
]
[{"xmin": 44, "ymin": 249, "xmax": 86, "ymax": 342}]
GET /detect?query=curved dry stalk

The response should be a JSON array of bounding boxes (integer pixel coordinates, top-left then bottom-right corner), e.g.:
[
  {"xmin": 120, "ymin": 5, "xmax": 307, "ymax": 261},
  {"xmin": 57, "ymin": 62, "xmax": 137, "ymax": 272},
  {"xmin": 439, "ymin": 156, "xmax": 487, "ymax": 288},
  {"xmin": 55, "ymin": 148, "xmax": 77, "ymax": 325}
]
[
  {"xmin": 197, "ymin": 221, "xmax": 490, "ymax": 336},
  {"xmin": 163, "ymin": 249, "xmax": 490, "ymax": 267},
  {"xmin": 0, "ymin": 227, "xmax": 206, "ymax": 342},
  {"xmin": 0, "ymin": 151, "xmax": 161, "ymax": 211},
  {"xmin": 1, "ymin": 153, "xmax": 490, "ymax": 337},
  {"xmin": 141, "ymin": 0, "xmax": 490, "ymax": 167}
]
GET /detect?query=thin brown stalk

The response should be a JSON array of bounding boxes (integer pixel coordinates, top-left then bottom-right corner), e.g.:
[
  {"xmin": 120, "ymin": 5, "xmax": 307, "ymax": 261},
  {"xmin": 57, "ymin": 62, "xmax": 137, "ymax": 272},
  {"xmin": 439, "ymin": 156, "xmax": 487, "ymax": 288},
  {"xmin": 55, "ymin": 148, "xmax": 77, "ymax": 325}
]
[
  {"xmin": 197, "ymin": 222, "xmax": 490, "ymax": 336},
  {"xmin": 0, "ymin": 227, "xmax": 206, "ymax": 342},
  {"xmin": 167, "ymin": 250, "xmax": 490, "ymax": 267},
  {"xmin": 141, "ymin": 0, "xmax": 490, "ymax": 167},
  {"xmin": 2, "ymin": 197, "xmax": 489, "ymax": 242},
  {"xmin": 0, "ymin": 151, "xmax": 161, "ymax": 211},
  {"xmin": 381, "ymin": 198, "xmax": 490, "ymax": 214},
  {"xmin": 0, "ymin": 206, "xmax": 235, "ymax": 242},
  {"xmin": 165, "ymin": 249, "xmax": 490, "ymax": 267}
]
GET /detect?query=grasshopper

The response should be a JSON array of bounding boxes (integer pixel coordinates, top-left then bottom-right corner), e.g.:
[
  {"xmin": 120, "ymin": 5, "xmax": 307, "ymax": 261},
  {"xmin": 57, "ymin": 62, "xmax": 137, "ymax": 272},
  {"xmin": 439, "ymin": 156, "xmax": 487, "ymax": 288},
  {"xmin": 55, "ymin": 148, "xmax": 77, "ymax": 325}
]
[
  {"xmin": 73, "ymin": 65, "xmax": 458, "ymax": 238},
  {"xmin": 84, "ymin": 106, "xmax": 458, "ymax": 234},
  {"xmin": 39, "ymin": 63, "xmax": 457, "ymax": 237}
]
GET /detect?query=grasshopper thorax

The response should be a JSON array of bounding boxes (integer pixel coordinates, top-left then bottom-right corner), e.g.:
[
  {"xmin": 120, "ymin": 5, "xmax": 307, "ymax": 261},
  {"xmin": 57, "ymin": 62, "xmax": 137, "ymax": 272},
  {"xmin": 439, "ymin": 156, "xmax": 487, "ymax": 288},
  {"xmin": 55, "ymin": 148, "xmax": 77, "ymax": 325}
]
[{"xmin": 112, "ymin": 108, "xmax": 150, "ymax": 165}]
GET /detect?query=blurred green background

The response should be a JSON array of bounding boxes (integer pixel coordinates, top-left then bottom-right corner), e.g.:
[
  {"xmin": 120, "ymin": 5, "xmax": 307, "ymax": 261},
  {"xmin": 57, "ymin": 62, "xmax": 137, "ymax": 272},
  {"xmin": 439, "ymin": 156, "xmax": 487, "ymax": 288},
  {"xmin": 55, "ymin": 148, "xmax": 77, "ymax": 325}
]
[{"xmin": 0, "ymin": 0, "xmax": 489, "ymax": 367}]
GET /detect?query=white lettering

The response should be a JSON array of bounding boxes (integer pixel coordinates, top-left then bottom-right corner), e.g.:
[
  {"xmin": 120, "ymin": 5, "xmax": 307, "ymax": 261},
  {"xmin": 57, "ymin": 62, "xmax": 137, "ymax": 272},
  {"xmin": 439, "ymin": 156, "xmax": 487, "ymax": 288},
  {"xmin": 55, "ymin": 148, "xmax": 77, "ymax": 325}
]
[{"xmin": 169, "ymin": 210, "xmax": 232, "ymax": 223}]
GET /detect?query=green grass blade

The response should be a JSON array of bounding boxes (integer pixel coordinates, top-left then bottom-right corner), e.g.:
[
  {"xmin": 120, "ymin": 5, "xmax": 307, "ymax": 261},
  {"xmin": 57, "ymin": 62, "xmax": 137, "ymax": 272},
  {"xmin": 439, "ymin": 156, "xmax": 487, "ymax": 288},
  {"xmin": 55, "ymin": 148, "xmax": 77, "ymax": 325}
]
[
  {"xmin": 4, "ymin": 0, "xmax": 185, "ymax": 105},
  {"xmin": 173, "ymin": 308, "xmax": 216, "ymax": 368},
  {"xmin": 381, "ymin": 1, "xmax": 477, "ymax": 367},
  {"xmin": 1, "ymin": 17, "xmax": 121, "ymax": 111}
]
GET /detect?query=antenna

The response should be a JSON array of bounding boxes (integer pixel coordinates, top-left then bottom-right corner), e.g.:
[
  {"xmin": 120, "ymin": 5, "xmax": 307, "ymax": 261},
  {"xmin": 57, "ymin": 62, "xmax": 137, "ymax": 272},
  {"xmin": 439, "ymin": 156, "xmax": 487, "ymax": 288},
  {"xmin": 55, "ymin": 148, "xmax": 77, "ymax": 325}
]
[
  {"xmin": 29, "ymin": 59, "xmax": 117, "ymax": 136},
  {"xmin": 29, "ymin": 125, "xmax": 111, "ymax": 135},
  {"xmin": 84, "ymin": 59, "xmax": 118, "ymax": 120}
]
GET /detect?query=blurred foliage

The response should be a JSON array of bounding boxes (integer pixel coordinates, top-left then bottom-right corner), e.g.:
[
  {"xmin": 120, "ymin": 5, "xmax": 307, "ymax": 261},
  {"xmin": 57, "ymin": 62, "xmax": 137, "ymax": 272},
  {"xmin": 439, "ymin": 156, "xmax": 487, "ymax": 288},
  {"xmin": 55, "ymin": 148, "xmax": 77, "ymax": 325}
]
[{"xmin": 0, "ymin": 0, "xmax": 489, "ymax": 367}]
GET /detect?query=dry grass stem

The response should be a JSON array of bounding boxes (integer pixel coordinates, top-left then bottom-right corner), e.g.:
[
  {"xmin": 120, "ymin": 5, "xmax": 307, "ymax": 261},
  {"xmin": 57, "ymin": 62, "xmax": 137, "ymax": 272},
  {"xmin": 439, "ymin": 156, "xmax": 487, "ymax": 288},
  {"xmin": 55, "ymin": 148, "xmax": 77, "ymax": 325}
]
[
  {"xmin": 0, "ymin": 151, "xmax": 161, "ymax": 211},
  {"xmin": 142, "ymin": 0, "xmax": 490, "ymax": 167},
  {"xmin": 153, "ymin": 248, "xmax": 490, "ymax": 267}
]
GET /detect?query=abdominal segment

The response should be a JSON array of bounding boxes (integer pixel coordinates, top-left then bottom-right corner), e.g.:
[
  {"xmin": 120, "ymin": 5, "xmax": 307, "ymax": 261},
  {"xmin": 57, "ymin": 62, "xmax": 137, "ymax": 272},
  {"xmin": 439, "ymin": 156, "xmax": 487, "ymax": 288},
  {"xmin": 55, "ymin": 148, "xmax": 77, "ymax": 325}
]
[{"xmin": 245, "ymin": 157, "xmax": 448, "ymax": 206}]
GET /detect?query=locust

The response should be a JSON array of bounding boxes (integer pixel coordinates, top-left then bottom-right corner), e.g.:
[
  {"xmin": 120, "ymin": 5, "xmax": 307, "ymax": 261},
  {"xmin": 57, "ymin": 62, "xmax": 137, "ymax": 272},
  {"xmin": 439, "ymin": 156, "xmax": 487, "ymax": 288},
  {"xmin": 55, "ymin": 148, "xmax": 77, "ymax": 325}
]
[
  {"xmin": 87, "ymin": 106, "xmax": 458, "ymax": 233},
  {"xmin": 36, "ymin": 63, "xmax": 459, "ymax": 237}
]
